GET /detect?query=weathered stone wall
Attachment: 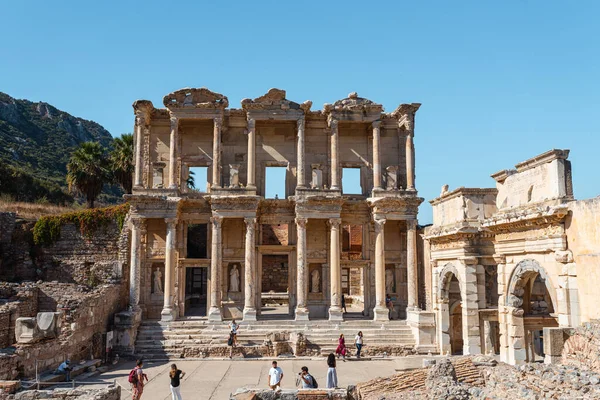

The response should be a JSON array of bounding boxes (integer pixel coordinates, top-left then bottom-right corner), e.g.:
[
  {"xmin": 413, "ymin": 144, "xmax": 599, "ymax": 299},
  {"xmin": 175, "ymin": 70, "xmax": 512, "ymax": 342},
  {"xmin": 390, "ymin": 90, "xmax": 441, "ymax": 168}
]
[
  {"xmin": 13, "ymin": 386, "xmax": 120, "ymax": 400},
  {"xmin": 0, "ymin": 284, "xmax": 38, "ymax": 348},
  {"xmin": 0, "ymin": 214, "xmax": 37, "ymax": 282},
  {"xmin": 261, "ymin": 224, "xmax": 289, "ymax": 245},
  {"xmin": 566, "ymin": 197, "xmax": 600, "ymax": 323},
  {"xmin": 262, "ymin": 255, "xmax": 289, "ymax": 292}
]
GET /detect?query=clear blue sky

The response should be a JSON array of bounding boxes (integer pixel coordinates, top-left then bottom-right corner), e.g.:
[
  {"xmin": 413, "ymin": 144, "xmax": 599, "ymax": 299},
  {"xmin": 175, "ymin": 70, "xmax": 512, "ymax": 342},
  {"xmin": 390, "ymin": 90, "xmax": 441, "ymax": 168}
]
[{"xmin": 2, "ymin": 1, "xmax": 599, "ymax": 223}]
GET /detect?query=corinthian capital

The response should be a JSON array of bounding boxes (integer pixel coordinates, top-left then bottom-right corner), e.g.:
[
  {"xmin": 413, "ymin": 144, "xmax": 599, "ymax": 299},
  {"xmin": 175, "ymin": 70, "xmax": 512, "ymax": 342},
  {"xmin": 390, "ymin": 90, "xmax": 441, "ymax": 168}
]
[
  {"xmin": 406, "ymin": 219, "xmax": 417, "ymax": 230},
  {"xmin": 327, "ymin": 115, "xmax": 339, "ymax": 130},
  {"xmin": 213, "ymin": 116, "xmax": 223, "ymax": 129},
  {"xmin": 247, "ymin": 118, "xmax": 256, "ymax": 130},
  {"xmin": 244, "ymin": 217, "xmax": 257, "ymax": 231},
  {"xmin": 170, "ymin": 116, "xmax": 178, "ymax": 130},
  {"xmin": 136, "ymin": 116, "xmax": 146, "ymax": 127},
  {"xmin": 372, "ymin": 120, "xmax": 381, "ymax": 129},
  {"xmin": 295, "ymin": 217, "xmax": 308, "ymax": 228},
  {"xmin": 210, "ymin": 215, "xmax": 223, "ymax": 227},
  {"xmin": 297, "ymin": 117, "xmax": 305, "ymax": 132},
  {"xmin": 328, "ymin": 218, "xmax": 341, "ymax": 228},
  {"xmin": 374, "ymin": 217, "xmax": 386, "ymax": 232}
]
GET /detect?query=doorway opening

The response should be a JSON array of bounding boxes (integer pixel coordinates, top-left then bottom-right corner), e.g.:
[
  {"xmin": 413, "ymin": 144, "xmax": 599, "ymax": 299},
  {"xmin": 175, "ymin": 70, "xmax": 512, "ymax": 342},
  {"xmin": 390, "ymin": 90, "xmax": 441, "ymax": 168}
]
[
  {"xmin": 185, "ymin": 267, "xmax": 207, "ymax": 316},
  {"xmin": 261, "ymin": 254, "xmax": 290, "ymax": 319},
  {"xmin": 448, "ymin": 274, "xmax": 463, "ymax": 355}
]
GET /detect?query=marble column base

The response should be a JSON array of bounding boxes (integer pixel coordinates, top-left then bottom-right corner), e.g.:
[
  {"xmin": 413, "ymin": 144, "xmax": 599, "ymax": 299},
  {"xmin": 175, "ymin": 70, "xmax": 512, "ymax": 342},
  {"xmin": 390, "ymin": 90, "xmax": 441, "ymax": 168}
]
[
  {"xmin": 295, "ymin": 307, "xmax": 310, "ymax": 321},
  {"xmin": 208, "ymin": 307, "xmax": 223, "ymax": 322},
  {"xmin": 328, "ymin": 307, "xmax": 343, "ymax": 321},
  {"xmin": 161, "ymin": 307, "xmax": 175, "ymax": 322},
  {"xmin": 243, "ymin": 307, "xmax": 257, "ymax": 321},
  {"xmin": 373, "ymin": 306, "xmax": 390, "ymax": 321}
]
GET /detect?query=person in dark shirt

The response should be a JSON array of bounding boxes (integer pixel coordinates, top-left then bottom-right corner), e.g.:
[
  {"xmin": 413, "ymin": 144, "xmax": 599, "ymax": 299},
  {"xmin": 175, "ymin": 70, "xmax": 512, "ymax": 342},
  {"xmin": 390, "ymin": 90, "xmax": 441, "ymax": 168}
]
[{"xmin": 169, "ymin": 363, "xmax": 186, "ymax": 400}]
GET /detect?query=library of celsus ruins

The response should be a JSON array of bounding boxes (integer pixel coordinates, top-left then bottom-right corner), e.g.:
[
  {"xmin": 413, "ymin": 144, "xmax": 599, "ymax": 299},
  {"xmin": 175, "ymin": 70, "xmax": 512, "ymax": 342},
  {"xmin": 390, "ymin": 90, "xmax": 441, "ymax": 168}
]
[{"xmin": 116, "ymin": 86, "xmax": 600, "ymax": 365}]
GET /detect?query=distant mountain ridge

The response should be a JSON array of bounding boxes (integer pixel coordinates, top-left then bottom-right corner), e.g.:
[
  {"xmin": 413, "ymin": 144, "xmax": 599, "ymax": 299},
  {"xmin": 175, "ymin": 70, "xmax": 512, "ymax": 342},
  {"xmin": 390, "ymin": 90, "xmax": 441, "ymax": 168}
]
[{"xmin": 0, "ymin": 92, "xmax": 120, "ymax": 205}]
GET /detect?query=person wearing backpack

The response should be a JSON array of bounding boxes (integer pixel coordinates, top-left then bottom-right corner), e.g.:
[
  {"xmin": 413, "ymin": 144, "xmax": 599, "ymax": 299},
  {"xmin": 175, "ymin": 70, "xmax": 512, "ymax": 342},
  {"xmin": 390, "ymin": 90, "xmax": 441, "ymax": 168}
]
[
  {"xmin": 298, "ymin": 366, "xmax": 317, "ymax": 389},
  {"xmin": 128, "ymin": 359, "xmax": 148, "ymax": 400}
]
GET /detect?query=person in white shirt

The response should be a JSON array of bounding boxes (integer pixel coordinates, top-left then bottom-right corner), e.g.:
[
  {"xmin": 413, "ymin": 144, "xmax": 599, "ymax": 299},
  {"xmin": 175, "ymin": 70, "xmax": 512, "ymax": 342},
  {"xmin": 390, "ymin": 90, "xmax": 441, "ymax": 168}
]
[
  {"xmin": 229, "ymin": 319, "xmax": 239, "ymax": 346},
  {"xmin": 355, "ymin": 331, "xmax": 364, "ymax": 359},
  {"xmin": 56, "ymin": 360, "xmax": 72, "ymax": 381},
  {"xmin": 268, "ymin": 360, "xmax": 284, "ymax": 390}
]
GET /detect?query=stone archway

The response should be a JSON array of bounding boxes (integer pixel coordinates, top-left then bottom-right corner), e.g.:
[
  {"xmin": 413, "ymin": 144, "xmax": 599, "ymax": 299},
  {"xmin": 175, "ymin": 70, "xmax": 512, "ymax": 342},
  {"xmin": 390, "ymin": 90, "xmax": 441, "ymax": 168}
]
[
  {"xmin": 503, "ymin": 259, "xmax": 559, "ymax": 364},
  {"xmin": 436, "ymin": 263, "xmax": 463, "ymax": 355}
]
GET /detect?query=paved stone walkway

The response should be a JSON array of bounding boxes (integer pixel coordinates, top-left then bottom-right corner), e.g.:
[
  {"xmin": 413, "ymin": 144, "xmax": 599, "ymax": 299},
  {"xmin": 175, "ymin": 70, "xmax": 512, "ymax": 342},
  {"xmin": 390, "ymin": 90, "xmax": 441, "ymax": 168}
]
[{"xmin": 89, "ymin": 357, "xmax": 427, "ymax": 400}]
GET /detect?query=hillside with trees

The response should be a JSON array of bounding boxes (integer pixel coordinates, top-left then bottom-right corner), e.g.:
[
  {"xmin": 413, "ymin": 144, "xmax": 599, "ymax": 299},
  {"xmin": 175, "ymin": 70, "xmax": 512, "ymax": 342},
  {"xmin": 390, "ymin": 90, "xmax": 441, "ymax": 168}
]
[{"xmin": 0, "ymin": 92, "xmax": 129, "ymax": 206}]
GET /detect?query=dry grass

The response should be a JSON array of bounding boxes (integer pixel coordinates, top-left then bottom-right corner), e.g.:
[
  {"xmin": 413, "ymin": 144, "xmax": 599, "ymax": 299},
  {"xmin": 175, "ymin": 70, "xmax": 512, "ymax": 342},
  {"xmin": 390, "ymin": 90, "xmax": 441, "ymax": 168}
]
[{"xmin": 0, "ymin": 200, "xmax": 76, "ymax": 220}]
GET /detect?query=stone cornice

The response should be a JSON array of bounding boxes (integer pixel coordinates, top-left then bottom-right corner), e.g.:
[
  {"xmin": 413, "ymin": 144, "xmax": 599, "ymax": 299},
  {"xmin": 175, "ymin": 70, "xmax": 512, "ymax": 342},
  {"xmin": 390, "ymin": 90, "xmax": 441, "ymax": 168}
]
[
  {"xmin": 241, "ymin": 88, "xmax": 312, "ymax": 114},
  {"xmin": 491, "ymin": 149, "xmax": 570, "ymax": 182},
  {"xmin": 482, "ymin": 204, "xmax": 569, "ymax": 233},
  {"xmin": 367, "ymin": 195, "xmax": 423, "ymax": 219}
]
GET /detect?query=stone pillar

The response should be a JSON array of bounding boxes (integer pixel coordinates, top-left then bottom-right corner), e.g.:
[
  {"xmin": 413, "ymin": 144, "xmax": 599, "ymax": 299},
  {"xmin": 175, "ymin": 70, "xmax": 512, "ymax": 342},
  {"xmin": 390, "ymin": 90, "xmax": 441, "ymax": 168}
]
[
  {"xmin": 296, "ymin": 117, "xmax": 306, "ymax": 189},
  {"xmin": 328, "ymin": 218, "xmax": 343, "ymax": 320},
  {"xmin": 461, "ymin": 260, "xmax": 482, "ymax": 355},
  {"xmin": 212, "ymin": 116, "xmax": 222, "ymax": 188},
  {"xmin": 407, "ymin": 219, "xmax": 418, "ymax": 310},
  {"xmin": 295, "ymin": 217, "xmax": 309, "ymax": 320},
  {"xmin": 373, "ymin": 217, "xmax": 388, "ymax": 320},
  {"xmin": 134, "ymin": 116, "xmax": 145, "ymax": 189},
  {"xmin": 329, "ymin": 117, "xmax": 340, "ymax": 190},
  {"xmin": 129, "ymin": 218, "xmax": 143, "ymax": 310},
  {"xmin": 243, "ymin": 217, "xmax": 257, "ymax": 321},
  {"xmin": 209, "ymin": 216, "xmax": 223, "ymax": 321},
  {"xmin": 247, "ymin": 118, "xmax": 256, "ymax": 189},
  {"xmin": 405, "ymin": 131, "xmax": 415, "ymax": 190},
  {"xmin": 169, "ymin": 116, "xmax": 179, "ymax": 189},
  {"xmin": 372, "ymin": 120, "xmax": 382, "ymax": 190},
  {"xmin": 161, "ymin": 218, "xmax": 177, "ymax": 321}
]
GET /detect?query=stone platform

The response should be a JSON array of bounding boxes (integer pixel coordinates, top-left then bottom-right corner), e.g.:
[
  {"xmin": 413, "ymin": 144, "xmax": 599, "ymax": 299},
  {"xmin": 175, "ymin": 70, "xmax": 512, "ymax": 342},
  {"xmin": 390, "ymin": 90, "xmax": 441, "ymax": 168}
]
[{"xmin": 135, "ymin": 319, "xmax": 417, "ymax": 360}]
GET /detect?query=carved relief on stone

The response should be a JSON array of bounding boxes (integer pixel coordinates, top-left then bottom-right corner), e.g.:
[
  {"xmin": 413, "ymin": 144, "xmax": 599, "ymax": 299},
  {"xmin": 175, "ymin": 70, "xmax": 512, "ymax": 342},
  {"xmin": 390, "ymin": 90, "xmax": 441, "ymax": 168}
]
[
  {"xmin": 163, "ymin": 87, "xmax": 229, "ymax": 109},
  {"xmin": 323, "ymin": 92, "xmax": 383, "ymax": 114},
  {"xmin": 229, "ymin": 164, "xmax": 240, "ymax": 188},
  {"xmin": 241, "ymin": 88, "xmax": 311, "ymax": 112},
  {"xmin": 311, "ymin": 164, "xmax": 323, "ymax": 189}
]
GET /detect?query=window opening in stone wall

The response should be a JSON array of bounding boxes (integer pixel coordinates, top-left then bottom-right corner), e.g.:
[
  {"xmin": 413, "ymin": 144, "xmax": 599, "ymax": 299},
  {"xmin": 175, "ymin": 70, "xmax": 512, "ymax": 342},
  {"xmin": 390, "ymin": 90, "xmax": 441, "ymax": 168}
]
[
  {"xmin": 187, "ymin": 166, "xmax": 209, "ymax": 192},
  {"xmin": 187, "ymin": 224, "xmax": 208, "ymax": 258},
  {"xmin": 342, "ymin": 224, "xmax": 363, "ymax": 259},
  {"xmin": 261, "ymin": 224, "xmax": 289, "ymax": 245},
  {"xmin": 265, "ymin": 167, "xmax": 287, "ymax": 199},
  {"xmin": 342, "ymin": 167, "xmax": 362, "ymax": 195}
]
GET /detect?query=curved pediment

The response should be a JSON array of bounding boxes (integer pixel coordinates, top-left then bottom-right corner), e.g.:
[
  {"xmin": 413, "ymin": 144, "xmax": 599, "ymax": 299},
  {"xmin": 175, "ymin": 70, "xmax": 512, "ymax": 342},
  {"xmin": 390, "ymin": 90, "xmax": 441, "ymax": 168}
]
[
  {"xmin": 241, "ymin": 88, "xmax": 312, "ymax": 113},
  {"xmin": 324, "ymin": 92, "xmax": 383, "ymax": 114},
  {"xmin": 163, "ymin": 87, "xmax": 229, "ymax": 109}
]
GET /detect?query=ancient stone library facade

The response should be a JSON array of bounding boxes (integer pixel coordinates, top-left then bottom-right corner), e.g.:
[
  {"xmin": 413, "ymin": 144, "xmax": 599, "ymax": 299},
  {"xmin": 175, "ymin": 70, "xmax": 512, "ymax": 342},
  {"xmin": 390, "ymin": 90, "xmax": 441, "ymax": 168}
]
[
  {"xmin": 123, "ymin": 86, "xmax": 600, "ymax": 366},
  {"xmin": 128, "ymin": 88, "xmax": 425, "ymax": 325}
]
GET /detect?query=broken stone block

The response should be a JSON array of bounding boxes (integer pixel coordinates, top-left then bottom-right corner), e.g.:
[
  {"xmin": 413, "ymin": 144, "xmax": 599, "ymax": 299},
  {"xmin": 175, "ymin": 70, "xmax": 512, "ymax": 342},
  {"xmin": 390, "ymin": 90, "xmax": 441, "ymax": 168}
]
[
  {"xmin": 15, "ymin": 317, "xmax": 41, "ymax": 344},
  {"xmin": 36, "ymin": 312, "xmax": 60, "ymax": 339}
]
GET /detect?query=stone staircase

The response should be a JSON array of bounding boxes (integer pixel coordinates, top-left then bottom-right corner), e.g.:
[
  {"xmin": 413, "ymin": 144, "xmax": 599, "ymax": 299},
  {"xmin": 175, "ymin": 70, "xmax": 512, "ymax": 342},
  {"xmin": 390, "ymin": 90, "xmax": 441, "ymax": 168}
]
[{"xmin": 134, "ymin": 319, "xmax": 417, "ymax": 360}]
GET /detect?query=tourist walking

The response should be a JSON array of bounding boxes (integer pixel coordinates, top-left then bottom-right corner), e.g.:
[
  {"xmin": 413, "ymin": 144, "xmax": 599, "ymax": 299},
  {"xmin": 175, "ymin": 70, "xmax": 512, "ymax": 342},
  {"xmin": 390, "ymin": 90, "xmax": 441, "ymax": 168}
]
[
  {"xmin": 326, "ymin": 353, "xmax": 338, "ymax": 389},
  {"xmin": 129, "ymin": 359, "xmax": 148, "ymax": 400},
  {"xmin": 355, "ymin": 331, "xmax": 364, "ymax": 359},
  {"xmin": 341, "ymin": 294, "xmax": 347, "ymax": 314},
  {"xmin": 298, "ymin": 366, "xmax": 316, "ymax": 389},
  {"xmin": 169, "ymin": 363, "xmax": 185, "ymax": 400},
  {"xmin": 386, "ymin": 294, "xmax": 394, "ymax": 319},
  {"xmin": 268, "ymin": 360, "xmax": 284, "ymax": 390},
  {"xmin": 228, "ymin": 331, "xmax": 235, "ymax": 358},
  {"xmin": 335, "ymin": 333, "xmax": 347, "ymax": 360},
  {"xmin": 229, "ymin": 319, "xmax": 239, "ymax": 346}
]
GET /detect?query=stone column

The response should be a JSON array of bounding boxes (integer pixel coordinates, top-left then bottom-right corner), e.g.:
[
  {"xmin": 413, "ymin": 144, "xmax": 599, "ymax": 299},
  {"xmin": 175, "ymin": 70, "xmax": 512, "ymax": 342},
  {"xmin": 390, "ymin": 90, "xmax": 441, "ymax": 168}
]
[
  {"xmin": 296, "ymin": 117, "xmax": 306, "ymax": 188},
  {"xmin": 169, "ymin": 116, "xmax": 179, "ymax": 189},
  {"xmin": 329, "ymin": 117, "xmax": 340, "ymax": 190},
  {"xmin": 212, "ymin": 116, "xmax": 222, "ymax": 188},
  {"xmin": 407, "ymin": 219, "xmax": 418, "ymax": 310},
  {"xmin": 134, "ymin": 116, "xmax": 145, "ymax": 189},
  {"xmin": 373, "ymin": 217, "xmax": 389, "ymax": 320},
  {"xmin": 247, "ymin": 118, "xmax": 256, "ymax": 189},
  {"xmin": 161, "ymin": 218, "xmax": 177, "ymax": 321},
  {"xmin": 405, "ymin": 131, "xmax": 415, "ymax": 190},
  {"xmin": 129, "ymin": 218, "xmax": 143, "ymax": 310},
  {"xmin": 372, "ymin": 120, "xmax": 382, "ymax": 190},
  {"xmin": 295, "ymin": 217, "xmax": 309, "ymax": 320},
  {"xmin": 328, "ymin": 218, "xmax": 343, "ymax": 320},
  {"xmin": 243, "ymin": 217, "xmax": 257, "ymax": 321},
  {"xmin": 209, "ymin": 216, "xmax": 223, "ymax": 321}
]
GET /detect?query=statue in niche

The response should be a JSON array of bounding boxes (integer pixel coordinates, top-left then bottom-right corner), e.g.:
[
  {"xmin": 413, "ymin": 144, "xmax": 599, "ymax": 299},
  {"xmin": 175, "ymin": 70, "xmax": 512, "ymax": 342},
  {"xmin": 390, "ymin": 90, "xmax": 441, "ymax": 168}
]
[
  {"xmin": 385, "ymin": 268, "xmax": 395, "ymax": 294},
  {"xmin": 311, "ymin": 269, "xmax": 321, "ymax": 293},
  {"xmin": 230, "ymin": 265, "xmax": 240, "ymax": 292},
  {"xmin": 153, "ymin": 267, "xmax": 163, "ymax": 294},
  {"xmin": 311, "ymin": 164, "xmax": 323, "ymax": 189},
  {"xmin": 229, "ymin": 164, "xmax": 240, "ymax": 188}
]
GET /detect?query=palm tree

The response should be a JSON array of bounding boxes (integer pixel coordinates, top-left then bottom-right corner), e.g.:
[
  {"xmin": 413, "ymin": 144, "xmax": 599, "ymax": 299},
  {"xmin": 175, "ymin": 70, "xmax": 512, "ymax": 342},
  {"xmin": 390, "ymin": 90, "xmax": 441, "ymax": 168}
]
[
  {"xmin": 66, "ymin": 142, "xmax": 109, "ymax": 208},
  {"xmin": 186, "ymin": 170, "xmax": 196, "ymax": 190},
  {"xmin": 110, "ymin": 133, "xmax": 134, "ymax": 194}
]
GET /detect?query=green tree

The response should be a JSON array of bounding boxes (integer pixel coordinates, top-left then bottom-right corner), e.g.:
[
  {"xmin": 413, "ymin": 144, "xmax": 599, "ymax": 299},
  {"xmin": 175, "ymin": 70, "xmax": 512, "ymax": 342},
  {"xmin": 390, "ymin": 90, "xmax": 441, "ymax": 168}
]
[
  {"xmin": 110, "ymin": 133, "xmax": 134, "ymax": 194},
  {"xmin": 187, "ymin": 170, "xmax": 196, "ymax": 190},
  {"xmin": 66, "ymin": 142, "xmax": 109, "ymax": 208}
]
